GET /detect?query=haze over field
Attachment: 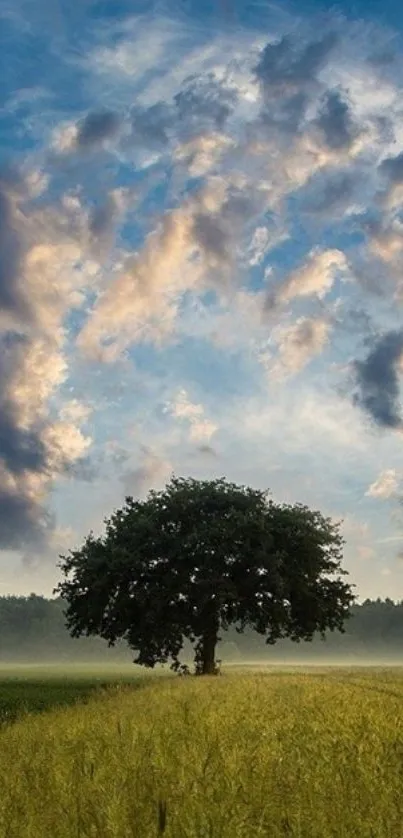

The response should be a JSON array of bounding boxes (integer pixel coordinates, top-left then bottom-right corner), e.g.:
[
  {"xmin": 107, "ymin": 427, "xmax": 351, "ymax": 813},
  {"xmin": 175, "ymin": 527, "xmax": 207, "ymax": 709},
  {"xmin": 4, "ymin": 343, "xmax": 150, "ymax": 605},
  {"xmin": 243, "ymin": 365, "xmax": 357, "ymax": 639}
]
[
  {"xmin": 0, "ymin": 595, "xmax": 402, "ymax": 667},
  {"xmin": 3, "ymin": 0, "xmax": 403, "ymax": 600}
]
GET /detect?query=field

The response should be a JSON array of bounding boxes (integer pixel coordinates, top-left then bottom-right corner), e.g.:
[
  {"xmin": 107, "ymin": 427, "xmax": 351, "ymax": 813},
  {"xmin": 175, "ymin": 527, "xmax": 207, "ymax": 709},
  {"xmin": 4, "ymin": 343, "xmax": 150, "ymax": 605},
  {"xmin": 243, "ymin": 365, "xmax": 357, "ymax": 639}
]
[
  {"xmin": 0, "ymin": 665, "xmax": 403, "ymax": 837},
  {"xmin": 0, "ymin": 663, "xmax": 164, "ymax": 726}
]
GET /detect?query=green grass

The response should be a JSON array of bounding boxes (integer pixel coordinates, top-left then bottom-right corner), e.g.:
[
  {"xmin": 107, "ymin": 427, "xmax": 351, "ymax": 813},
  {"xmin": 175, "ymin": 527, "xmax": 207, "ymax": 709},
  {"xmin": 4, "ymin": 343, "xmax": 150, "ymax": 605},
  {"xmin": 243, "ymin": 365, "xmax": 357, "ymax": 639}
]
[
  {"xmin": 0, "ymin": 662, "xmax": 167, "ymax": 725},
  {"xmin": 1, "ymin": 667, "xmax": 403, "ymax": 836}
]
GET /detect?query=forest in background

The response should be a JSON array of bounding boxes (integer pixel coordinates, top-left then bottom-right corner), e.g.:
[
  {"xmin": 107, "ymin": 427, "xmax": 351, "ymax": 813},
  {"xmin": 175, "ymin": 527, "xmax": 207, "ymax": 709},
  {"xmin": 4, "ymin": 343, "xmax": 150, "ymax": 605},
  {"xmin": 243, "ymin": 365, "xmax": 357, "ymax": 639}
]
[{"xmin": 0, "ymin": 595, "xmax": 402, "ymax": 663}]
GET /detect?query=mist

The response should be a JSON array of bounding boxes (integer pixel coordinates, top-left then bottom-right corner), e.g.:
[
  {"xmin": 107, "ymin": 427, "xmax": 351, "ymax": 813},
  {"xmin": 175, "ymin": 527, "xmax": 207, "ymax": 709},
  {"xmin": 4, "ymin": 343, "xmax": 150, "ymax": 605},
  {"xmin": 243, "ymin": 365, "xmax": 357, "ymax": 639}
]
[{"xmin": 0, "ymin": 594, "xmax": 402, "ymax": 669}]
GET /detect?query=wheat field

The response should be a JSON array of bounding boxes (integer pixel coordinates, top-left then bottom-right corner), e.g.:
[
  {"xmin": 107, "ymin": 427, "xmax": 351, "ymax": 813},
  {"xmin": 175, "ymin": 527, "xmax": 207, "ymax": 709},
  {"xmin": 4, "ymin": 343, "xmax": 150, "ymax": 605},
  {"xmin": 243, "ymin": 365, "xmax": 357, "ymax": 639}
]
[{"xmin": 0, "ymin": 667, "xmax": 403, "ymax": 837}]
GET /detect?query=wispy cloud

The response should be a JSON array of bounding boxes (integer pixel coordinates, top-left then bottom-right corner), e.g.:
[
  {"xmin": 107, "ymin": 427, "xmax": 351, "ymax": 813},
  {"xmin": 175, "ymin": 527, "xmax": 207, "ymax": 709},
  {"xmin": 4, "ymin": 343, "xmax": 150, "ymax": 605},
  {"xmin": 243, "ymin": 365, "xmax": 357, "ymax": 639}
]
[
  {"xmin": 165, "ymin": 389, "xmax": 218, "ymax": 443},
  {"xmin": 366, "ymin": 468, "xmax": 400, "ymax": 498}
]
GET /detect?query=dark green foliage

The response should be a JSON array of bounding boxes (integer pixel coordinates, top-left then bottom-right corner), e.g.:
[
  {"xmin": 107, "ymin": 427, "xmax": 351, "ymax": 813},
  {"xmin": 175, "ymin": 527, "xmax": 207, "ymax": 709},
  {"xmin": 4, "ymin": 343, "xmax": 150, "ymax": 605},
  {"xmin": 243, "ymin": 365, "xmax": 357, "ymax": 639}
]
[
  {"xmin": 55, "ymin": 476, "xmax": 355, "ymax": 674},
  {"xmin": 0, "ymin": 679, "xmax": 102, "ymax": 726}
]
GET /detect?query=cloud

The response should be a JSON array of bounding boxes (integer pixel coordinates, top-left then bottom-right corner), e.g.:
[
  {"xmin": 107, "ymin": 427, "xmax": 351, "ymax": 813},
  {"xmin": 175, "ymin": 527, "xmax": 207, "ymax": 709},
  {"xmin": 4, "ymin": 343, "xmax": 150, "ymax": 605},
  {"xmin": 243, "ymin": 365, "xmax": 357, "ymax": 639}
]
[
  {"xmin": 230, "ymin": 382, "xmax": 367, "ymax": 482},
  {"xmin": 174, "ymin": 72, "xmax": 238, "ymax": 130},
  {"xmin": 174, "ymin": 132, "xmax": 234, "ymax": 177},
  {"xmin": 314, "ymin": 89, "xmax": 357, "ymax": 150},
  {"xmin": 269, "ymin": 248, "xmax": 348, "ymax": 308},
  {"xmin": 299, "ymin": 167, "xmax": 364, "ymax": 218},
  {"xmin": 58, "ymin": 399, "xmax": 93, "ymax": 425},
  {"xmin": 192, "ymin": 209, "xmax": 230, "ymax": 265},
  {"xmin": 0, "ymin": 484, "xmax": 53, "ymax": 551},
  {"xmin": 121, "ymin": 446, "xmax": 172, "ymax": 499},
  {"xmin": 262, "ymin": 316, "xmax": 330, "ymax": 379},
  {"xmin": 366, "ymin": 468, "xmax": 400, "ymax": 498},
  {"xmin": 76, "ymin": 205, "xmax": 197, "ymax": 360},
  {"xmin": 88, "ymin": 188, "xmax": 132, "ymax": 255},
  {"xmin": 182, "ymin": 287, "xmax": 267, "ymax": 351},
  {"xmin": 0, "ymin": 336, "xmax": 48, "ymax": 476},
  {"xmin": 76, "ymin": 178, "xmax": 232, "ymax": 360},
  {"xmin": 254, "ymin": 32, "xmax": 338, "ymax": 99},
  {"xmin": 353, "ymin": 330, "xmax": 403, "ymax": 429},
  {"xmin": 42, "ymin": 420, "xmax": 92, "ymax": 475},
  {"xmin": 349, "ymin": 250, "xmax": 393, "ymax": 298},
  {"xmin": 166, "ymin": 389, "xmax": 218, "ymax": 442},
  {"xmin": 247, "ymin": 225, "xmax": 287, "ymax": 266},
  {"xmin": 366, "ymin": 218, "xmax": 403, "ymax": 267},
  {"xmin": 130, "ymin": 102, "xmax": 172, "ymax": 148},
  {"xmin": 6, "ymin": 3, "xmax": 403, "ymax": 599},
  {"xmin": 0, "ymin": 176, "xmax": 96, "ymax": 551},
  {"xmin": 0, "ymin": 175, "xmax": 31, "ymax": 324},
  {"xmin": 76, "ymin": 109, "xmax": 121, "ymax": 150},
  {"xmin": 377, "ymin": 151, "xmax": 403, "ymax": 210},
  {"xmin": 50, "ymin": 123, "xmax": 79, "ymax": 154},
  {"xmin": 379, "ymin": 150, "xmax": 403, "ymax": 184},
  {"xmin": 197, "ymin": 444, "xmax": 218, "ymax": 457},
  {"xmin": 51, "ymin": 111, "xmax": 121, "ymax": 157}
]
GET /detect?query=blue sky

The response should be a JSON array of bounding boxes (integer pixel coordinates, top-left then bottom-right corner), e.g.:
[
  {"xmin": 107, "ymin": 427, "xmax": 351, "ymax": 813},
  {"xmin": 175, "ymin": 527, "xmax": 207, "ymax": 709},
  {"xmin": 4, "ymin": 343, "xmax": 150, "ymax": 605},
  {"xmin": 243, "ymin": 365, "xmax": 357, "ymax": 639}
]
[{"xmin": 2, "ymin": 0, "xmax": 403, "ymax": 601}]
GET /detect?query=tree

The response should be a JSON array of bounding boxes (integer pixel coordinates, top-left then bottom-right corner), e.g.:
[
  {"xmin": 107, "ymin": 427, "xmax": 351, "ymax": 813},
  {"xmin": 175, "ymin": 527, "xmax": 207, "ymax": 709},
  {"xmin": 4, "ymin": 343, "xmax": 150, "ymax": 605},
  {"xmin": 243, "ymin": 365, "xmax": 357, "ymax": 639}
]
[{"xmin": 54, "ymin": 476, "xmax": 355, "ymax": 675}]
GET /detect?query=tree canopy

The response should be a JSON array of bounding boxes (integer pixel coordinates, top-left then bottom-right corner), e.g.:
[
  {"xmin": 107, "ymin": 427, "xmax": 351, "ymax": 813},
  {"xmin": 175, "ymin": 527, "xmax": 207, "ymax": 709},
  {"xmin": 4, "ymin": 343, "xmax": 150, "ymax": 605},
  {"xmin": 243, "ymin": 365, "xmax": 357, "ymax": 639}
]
[{"xmin": 55, "ymin": 476, "xmax": 355, "ymax": 675}]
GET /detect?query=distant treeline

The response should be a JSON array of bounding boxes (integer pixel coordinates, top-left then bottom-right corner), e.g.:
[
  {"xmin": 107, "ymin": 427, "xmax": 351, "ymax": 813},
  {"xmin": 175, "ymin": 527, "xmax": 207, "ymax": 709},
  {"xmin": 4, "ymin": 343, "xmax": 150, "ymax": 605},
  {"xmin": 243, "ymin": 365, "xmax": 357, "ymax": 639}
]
[
  {"xmin": 0, "ymin": 595, "xmax": 132, "ymax": 662},
  {"xmin": 0, "ymin": 595, "xmax": 402, "ymax": 662}
]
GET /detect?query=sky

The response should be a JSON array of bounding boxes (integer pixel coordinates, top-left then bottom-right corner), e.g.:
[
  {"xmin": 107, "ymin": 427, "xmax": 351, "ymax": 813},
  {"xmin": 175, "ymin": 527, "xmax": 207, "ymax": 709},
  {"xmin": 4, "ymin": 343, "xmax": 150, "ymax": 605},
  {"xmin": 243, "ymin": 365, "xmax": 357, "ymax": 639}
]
[{"xmin": 2, "ymin": 0, "xmax": 403, "ymax": 601}]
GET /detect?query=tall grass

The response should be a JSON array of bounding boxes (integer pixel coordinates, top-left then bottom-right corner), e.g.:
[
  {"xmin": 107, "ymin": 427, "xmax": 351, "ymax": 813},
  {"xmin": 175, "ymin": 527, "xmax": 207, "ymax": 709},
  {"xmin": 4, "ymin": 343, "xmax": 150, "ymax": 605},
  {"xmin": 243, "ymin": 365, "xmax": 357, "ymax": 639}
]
[{"xmin": 0, "ymin": 669, "xmax": 403, "ymax": 837}]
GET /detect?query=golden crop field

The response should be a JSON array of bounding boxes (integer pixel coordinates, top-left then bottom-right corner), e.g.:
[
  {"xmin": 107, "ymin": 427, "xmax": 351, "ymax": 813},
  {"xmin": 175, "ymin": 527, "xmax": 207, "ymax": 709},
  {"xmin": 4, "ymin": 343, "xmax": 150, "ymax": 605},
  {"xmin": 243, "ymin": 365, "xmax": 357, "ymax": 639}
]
[{"xmin": 0, "ymin": 666, "xmax": 402, "ymax": 837}]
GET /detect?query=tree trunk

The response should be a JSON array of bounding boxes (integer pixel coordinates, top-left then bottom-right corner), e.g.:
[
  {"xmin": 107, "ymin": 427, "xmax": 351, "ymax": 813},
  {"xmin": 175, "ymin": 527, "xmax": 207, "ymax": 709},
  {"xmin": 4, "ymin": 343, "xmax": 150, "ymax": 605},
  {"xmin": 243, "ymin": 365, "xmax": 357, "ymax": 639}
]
[{"xmin": 200, "ymin": 621, "xmax": 218, "ymax": 675}]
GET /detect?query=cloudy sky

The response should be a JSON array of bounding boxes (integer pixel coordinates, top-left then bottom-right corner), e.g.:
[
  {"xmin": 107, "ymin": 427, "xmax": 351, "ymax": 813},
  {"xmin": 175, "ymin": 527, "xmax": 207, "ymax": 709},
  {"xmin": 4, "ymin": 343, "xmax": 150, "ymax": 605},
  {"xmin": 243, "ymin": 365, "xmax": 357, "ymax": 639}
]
[{"xmin": 2, "ymin": 0, "xmax": 403, "ymax": 601}]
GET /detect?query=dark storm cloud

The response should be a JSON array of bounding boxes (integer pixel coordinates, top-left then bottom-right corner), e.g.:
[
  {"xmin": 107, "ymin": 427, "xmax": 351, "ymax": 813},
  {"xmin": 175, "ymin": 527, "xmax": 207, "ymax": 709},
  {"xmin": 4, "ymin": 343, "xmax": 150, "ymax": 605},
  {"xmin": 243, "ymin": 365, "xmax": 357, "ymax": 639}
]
[
  {"xmin": 0, "ymin": 177, "xmax": 31, "ymax": 321},
  {"xmin": 89, "ymin": 194, "xmax": 119, "ymax": 244},
  {"xmin": 379, "ymin": 151, "xmax": 403, "ymax": 184},
  {"xmin": 0, "ymin": 186, "xmax": 20, "ymax": 310},
  {"xmin": 174, "ymin": 73, "xmax": 237, "ymax": 130},
  {"xmin": 0, "ymin": 329, "xmax": 94, "ymax": 549},
  {"xmin": 314, "ymin": 90, "xmax": 356, "ymax": 150},
  {"xmin": 353, "ymin": 330, "xmax": 403, "ymax": 429},
  {"xmin": 193, "ymin": 212, "xmax": 230, "ymax": 263},
  {"xmin": 76, "ymin": 110, "xmax": 121, "ymax": 150},
  {"xmin": 130, "ymin": 102, "xmax": 172, "ymax": 147},
  {"xmin": 0, "ymin": 413, "xmax": 47, "ymax": 475},
  {"xmin": 0, "ymin": 333, "xmax": 51, "ymax": 550},
  {"xmin": 253, "ymin": 33, "xmax": 339, "ymax": 140},
  {"xmin": 0, "ymin": 491, "xmax": 51, "ymax": 551},
  {"xmin": 0, "ymin": 333, "xmax": 47, "ymax": 473},
  {"xmin": 0, "ymin": 178, "xmax": 55, "ymax": 551},
  {"xmin": 0, "ymin": 174, "xmax": 97, "ymax": 553},
  {"xmin": 90, "ymin": 202, "xmax": 113, "ymax": 239},
  {"xmin": 254, "ymin": 32, "xmax": 338, "ymax": 96}
]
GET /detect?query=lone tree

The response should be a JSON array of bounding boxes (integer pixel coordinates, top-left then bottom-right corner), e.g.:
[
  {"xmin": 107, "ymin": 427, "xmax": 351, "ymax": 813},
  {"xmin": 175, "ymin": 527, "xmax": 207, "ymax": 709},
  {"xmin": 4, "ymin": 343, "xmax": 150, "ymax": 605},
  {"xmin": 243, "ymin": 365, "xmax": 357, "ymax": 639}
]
[{"xmin": 55, "ymin": 476, "xmax": 355, "ymax": 675}]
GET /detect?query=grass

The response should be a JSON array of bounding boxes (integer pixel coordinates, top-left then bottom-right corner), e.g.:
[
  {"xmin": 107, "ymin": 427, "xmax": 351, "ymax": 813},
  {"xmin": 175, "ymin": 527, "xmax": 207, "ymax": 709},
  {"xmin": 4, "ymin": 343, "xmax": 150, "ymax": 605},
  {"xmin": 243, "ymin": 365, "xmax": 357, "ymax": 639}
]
[
  {"xmin": 0, "ymin": 662, "xmax": 166, "ymax": 725},
  {"xmin": 0, "ymin": 666, "xmax": 403, "ymax": 836}
]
